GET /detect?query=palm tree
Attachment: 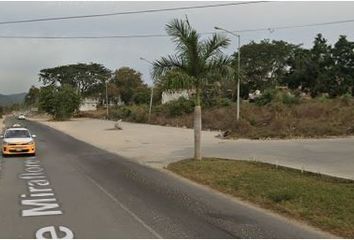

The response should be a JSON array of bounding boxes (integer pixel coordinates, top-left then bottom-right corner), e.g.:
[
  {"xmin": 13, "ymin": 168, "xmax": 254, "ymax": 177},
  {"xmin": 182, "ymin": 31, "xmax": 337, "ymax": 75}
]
[{"xmin": 153, "ymin": 18, "xmax": 231, "ymax": 160}]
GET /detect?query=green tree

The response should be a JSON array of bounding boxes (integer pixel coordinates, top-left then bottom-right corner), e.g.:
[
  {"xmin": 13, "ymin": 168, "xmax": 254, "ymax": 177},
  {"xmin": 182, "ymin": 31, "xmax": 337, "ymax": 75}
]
[
  {"xmin": 112, "ymin": 67, "xmax": 148, "ymax": 104},
  {"xmin": 330, "ymin": 35, "xmax": 354, "ymax": 96},
  {"xmin": 284, "ymin": 48, "xmax": 312, "ymax": 93},
  {"xmin": 106, "ymin": 82, "xmax": 121, "ymax": 105},
  {"xmin": 0, "ymin": 105, "xmax": 3, "ymax": 118},
  {"xmin": 153, "ymin": 18, "xmax": 230, "ymax": 160},
  {"xmin": 310, "ymin": 34, "xmax": 333, "ymax": 97},
  {"xmin": 39, "ymin": 63, "xmax": 112, "ymax": 97},
  {"xmin": 39, "ymin": 85, "xmax": 81, "ymax": 120},
  {"xmin": 25, "ymin": 86, "xmax": 40, "ymax": 106},
  {"xmin": 133, "ymin": 87, "xmax": 151, "ymax": 105},
  {"xmin": 232, "ymin": 40, "xmax": 299, "ymax": 98},
  {"xmin": 38, "ymin": 85, "xmax": 57, "ymax": 116},
  {"xmin": 285, "ymin": 34, "xmax": 333, "ymax": 97}
]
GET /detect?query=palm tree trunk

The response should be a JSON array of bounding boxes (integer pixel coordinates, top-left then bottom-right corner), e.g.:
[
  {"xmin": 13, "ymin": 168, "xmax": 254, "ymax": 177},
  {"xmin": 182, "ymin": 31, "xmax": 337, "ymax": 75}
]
[
  {"xmin": 194, "ymin": 105, "xmax": 202, "ymax": 160},
  {"xmin": 194, "ymin": 87, "xmax": 202, "ymax": 160}
]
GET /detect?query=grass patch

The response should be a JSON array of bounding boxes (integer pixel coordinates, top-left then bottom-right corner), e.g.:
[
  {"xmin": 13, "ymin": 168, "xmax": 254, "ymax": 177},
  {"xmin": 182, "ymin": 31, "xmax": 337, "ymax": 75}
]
[{"xmin": 167, "ymin": 158, "xmax": 354, "ymax": 238}]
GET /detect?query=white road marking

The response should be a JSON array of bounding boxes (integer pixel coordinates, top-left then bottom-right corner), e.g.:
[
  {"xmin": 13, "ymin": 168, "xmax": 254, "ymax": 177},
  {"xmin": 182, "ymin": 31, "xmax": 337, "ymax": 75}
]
[
  {"xmin": 36, "ymin": 226, "xmax": 74, "ymax": 239},
  {"xmin": 18, "ymin": 157, "xmax": 74, "ymax": 237},
  {"xmin": 82, "ymin": 172, "xmax": 162, "ymax": 239},
  {"xmin": 21, "ymin": 198, "xmax": 62, "ymax": 217}
]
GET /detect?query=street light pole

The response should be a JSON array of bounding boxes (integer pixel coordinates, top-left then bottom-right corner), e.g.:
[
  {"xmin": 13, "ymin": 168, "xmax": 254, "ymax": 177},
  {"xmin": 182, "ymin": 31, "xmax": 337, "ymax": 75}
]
[
  {"xmin": 139, "ymin": 57, "xmax": 154, "ymax": 123},
  {"xmin": 214, "ymin": 26, "xmax": 241, "ymax": 121},
  {"xmin": 105, "ymin": 80, "xmax": 109, "ymax": 119},
  {"xmin": 236, "ymin": 34, "xmax": 240, "ymax": 121}
]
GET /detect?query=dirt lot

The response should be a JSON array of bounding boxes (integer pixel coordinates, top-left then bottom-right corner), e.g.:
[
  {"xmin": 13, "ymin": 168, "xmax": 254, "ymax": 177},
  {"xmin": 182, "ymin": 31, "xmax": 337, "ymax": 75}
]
[{"xmin": 29, "ymin": 117, "xmax": 354, "ymax": 180}]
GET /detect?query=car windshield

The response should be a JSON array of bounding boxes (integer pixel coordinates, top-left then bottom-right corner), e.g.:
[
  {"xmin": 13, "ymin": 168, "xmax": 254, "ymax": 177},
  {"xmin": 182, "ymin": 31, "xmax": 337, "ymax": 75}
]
[{"xmin": 4, "ymin": 130, "xmax": 31, "ymax": 138}]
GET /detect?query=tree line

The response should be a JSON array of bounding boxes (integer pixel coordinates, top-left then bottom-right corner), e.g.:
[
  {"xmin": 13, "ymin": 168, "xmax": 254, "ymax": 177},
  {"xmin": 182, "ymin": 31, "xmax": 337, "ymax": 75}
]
[
  {"xmin": 26, "ymin": 30, "xmax": 354, "ymax": 117},
  {"xmin": 25, "ymin": 65, "xmax": 152, "ymax": 120},
  {"xmin": 236, "ymin": 34, "xmax": 354, "ymax": 99},
  {"xmin": 24, "ymin": 18, "xmax": 354, "ymax": 159}
]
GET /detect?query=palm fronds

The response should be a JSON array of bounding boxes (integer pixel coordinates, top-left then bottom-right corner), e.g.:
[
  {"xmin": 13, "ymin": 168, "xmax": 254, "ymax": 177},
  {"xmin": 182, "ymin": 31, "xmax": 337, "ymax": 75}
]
[{"xmin": 153, "ymin": 18, "xmax": 231, "ymax": 103}]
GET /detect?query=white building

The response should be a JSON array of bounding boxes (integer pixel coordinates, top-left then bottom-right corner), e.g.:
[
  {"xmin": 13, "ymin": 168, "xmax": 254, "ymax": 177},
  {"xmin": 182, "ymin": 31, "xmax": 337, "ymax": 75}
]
[
  {"xmin": 80, "ymin": 98, "xmax": 99, "ymax": 111},
  {"xmin": 161, "ymin": 90, "xmax": 192, "ymax": 104}
]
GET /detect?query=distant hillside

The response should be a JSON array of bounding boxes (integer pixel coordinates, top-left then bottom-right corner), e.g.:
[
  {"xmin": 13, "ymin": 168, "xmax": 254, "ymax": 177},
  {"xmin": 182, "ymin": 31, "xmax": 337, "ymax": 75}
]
[{"xmin": 0, "ymin": 92, "xmax": 26, "ymax": 106}]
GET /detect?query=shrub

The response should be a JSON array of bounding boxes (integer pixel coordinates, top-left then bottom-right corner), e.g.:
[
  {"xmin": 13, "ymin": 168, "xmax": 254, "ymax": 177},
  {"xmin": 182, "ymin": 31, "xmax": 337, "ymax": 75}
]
[
  {"xmin": 215, "ymin": 98, "xmax": 232, "ymax": 107},
  {"xmin": 254, "ymin": 88, "xmax": 277, "ymax": 106},
  {"xmin": 255, "ymin": 89, "xmax": 300, "ymax": 106},
  {"xmin": 282, "ymin": 93, "xmax": 300, "ymax": 105},
  {"xmin": 129, "ymin": 105, "xmax": 149, "ymax": 122},
  {"xmin": 317, "ymin": 94, "xmax": 329, "ymax": 103},
  {"xmin": 110, "ymin": 106, "xmax": 131, "ymax": 120},
  {"xmin": 164, "ymin": 97, "xmax": 195, "ymax": 117},
  {"xmin": 340, "ymin": 93, "xmax": 352, "ymax": 105},
  {"xmin": 110, "ymin": 105, "xmax": 148, "ymax": 123}
]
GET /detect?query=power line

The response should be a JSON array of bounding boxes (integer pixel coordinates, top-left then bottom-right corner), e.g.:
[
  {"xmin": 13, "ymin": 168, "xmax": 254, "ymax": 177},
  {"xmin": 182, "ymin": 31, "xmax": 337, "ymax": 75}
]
[
  {"xmin": 0, "ymin": 1, "xmax": 267, "ymax": 25},
  {"xmin": 1, "ymin": 18, "xmax": 354, "ymax": 39},
  {"xmin": 233, "ymin": 18, "xmax": 354, "ymax": 33},
  {"xmin": 0, "ymin": 34, "xmax": 168, "ymax": 39}
]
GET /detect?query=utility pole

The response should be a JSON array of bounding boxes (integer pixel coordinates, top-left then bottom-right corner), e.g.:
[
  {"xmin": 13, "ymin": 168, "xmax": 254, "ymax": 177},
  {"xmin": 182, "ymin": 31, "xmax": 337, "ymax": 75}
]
[
  {"xmin": 214, "ymin": 26, "xmax": 241, "ymax": 121},
  {"xmin": 139, "ymin": 57, "xmax": 154, "ymax": 123}
]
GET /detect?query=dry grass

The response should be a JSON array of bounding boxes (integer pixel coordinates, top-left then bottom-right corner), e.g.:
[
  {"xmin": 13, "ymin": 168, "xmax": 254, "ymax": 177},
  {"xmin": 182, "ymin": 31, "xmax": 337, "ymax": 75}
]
[
  {"xmin": 77, "ymin": 98, "xmax": 354, "ymax": 139},
  {"xmin": 152, "ymin": 98, "xmax": 354, "ymax": 139},
  {"xmin": 75, "ymin": 108, "xmax": 107, "ymax": 119}
]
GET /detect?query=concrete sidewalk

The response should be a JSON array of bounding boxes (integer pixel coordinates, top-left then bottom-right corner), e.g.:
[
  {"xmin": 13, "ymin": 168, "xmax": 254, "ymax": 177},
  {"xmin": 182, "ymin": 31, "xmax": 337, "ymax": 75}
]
[{"xmin": 32, "ymin": 117, "xmax": 354, "ymax": 180}]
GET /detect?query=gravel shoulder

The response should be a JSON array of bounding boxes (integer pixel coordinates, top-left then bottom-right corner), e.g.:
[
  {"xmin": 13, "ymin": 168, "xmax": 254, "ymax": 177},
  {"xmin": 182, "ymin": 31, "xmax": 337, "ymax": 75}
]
[{"xmin": 30, "ymin": 117, "xmax": 354, "ymax": 180}]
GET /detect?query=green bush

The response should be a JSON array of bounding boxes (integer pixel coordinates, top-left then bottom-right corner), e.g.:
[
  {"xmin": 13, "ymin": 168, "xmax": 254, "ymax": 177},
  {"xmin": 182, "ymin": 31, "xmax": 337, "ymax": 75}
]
[
  {"xmin": 129, "ymin": 105, "xmax": 149, "ymax": 122},
  {"xmin": 255, "ymin": 89, "xmax": 300, "ymax": 106},
  {"xmin": 282, "ymin": 93, "xmax": 300, "ymax": 105},
  {"xmin": 340, "ymin": 93, "xmax": 352, "ymax": 105},
  {"xmin": 110, "ymin": 105, "xmax": 148, "ymax": 123},
  {"xmin": 110, "ymin": 106, "xmax": 131, "ymax": 119},
  {"xmin": 317, "ymin": 94, "xmax": 329, "ymax": 103},
  {"xmin": 254, "ymin": 88, "xmax": 277, "ymax": 106},
  {"xmin": 214, "ymin": 98, "xmax": 232, "ymax": 107},
  {"xmin": 164, "ymin": 97, "xmax": 195, "ymax": 117}
]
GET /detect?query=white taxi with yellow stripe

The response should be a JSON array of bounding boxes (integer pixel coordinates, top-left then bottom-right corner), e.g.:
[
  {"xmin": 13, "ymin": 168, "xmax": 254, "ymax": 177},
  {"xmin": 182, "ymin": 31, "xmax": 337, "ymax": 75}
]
[{"xmin": 1, "ymin": 127, "xmax": 36, "ymax": 157}]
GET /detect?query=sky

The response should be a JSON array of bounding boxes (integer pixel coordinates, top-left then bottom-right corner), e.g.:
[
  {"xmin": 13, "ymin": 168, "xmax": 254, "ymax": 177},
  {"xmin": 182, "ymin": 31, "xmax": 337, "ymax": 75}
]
[{"xmin": 0, "ymin": 1, "xmax": 354, "ymax": 95}]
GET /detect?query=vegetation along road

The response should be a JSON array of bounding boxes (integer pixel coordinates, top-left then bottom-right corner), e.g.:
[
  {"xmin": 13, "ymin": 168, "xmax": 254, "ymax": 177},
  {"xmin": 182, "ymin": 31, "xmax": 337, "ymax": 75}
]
[{"xmin": 0, "ymin": 117, "xmax": 333, "ymax": 238}]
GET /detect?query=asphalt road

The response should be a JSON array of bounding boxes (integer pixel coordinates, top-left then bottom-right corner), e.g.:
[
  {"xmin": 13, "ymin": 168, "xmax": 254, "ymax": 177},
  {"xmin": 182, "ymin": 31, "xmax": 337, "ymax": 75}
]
[{"xmin": 0, "ymin": 117, "xmax": 333, "ymax": 239}]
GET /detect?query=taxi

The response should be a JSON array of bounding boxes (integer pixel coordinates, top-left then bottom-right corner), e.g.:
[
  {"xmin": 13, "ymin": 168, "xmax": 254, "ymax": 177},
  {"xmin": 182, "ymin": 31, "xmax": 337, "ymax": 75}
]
[{"xmin": 1, "ymin": 127, "xmax": 36, "ymax": 157}]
